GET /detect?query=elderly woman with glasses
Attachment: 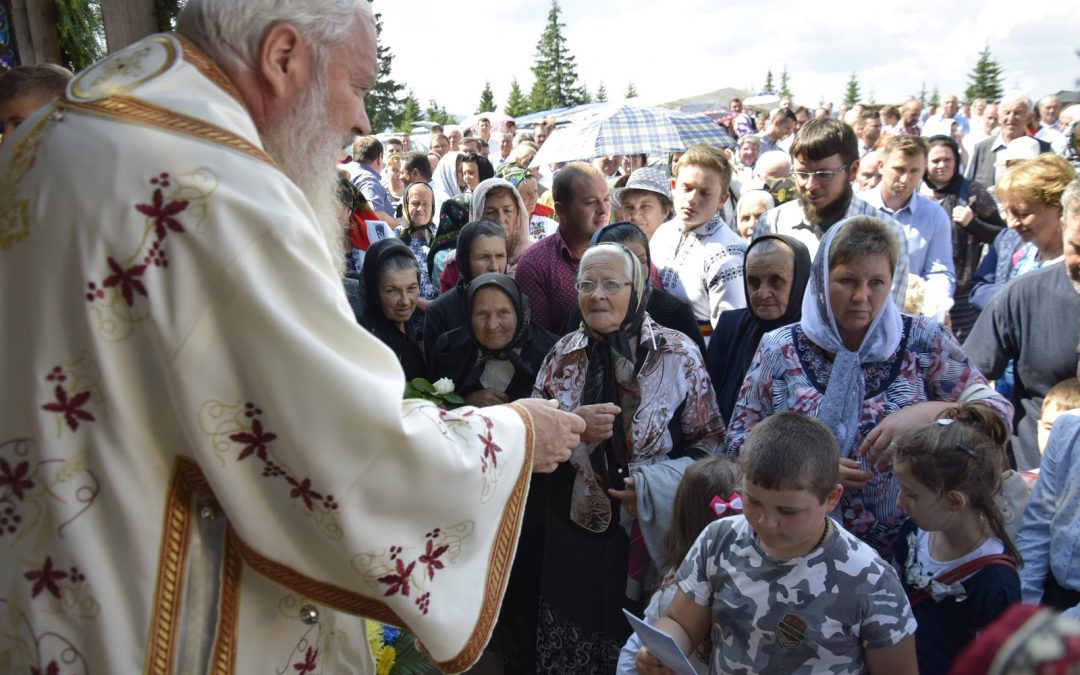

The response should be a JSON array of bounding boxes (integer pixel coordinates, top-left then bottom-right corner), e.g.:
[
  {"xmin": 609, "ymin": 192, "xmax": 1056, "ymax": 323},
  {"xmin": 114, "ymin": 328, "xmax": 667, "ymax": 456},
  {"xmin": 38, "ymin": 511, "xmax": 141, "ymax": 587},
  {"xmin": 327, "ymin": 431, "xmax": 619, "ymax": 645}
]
[
  {"xmin": 532, "ymin": 242, "xmax": 724, "ymax": 673},
  {"xmin": 725, "ymin": 217, "xmax": 1012, "ymax": 561}
]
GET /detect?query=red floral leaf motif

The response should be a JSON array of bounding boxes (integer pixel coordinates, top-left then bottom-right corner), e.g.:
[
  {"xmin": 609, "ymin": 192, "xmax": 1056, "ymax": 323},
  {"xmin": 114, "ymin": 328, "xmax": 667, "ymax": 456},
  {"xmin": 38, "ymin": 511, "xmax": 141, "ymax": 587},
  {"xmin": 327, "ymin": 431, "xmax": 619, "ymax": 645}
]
[
  {"xmin": 0, "ymin": 458, "xmax": 35, "ymax": 500},
  {"xmin": 377, "ymin": 558, "xmax": 415, "ymax": 597},
  {"xmin": 478, "ymin": 432, "xmax": 502, "ymax": 471},
  {"xmin": 419, "ymin": 539, "xmax": 449, "ymax": 580},
  {"xmin": 292, "ymin": 645, "xmax": 318, "ymax": 673},
  {"xmin": 228, "ymin": 419, "xmax": 277, "ymax": 461},
  {"xmin": 136, "ymin": 188, "xmax": 189, "ymax": 239},
  {"xmin": 285, "ymin": 476, "xmax": 322, "ymax": 510},
  {"xmin": 24, "ymin": 557, "xmax": 67, "ymax": 599},
  {"xmin": 30, "ymin": 661, "xmax": 59, "ymax": 675},
  {"xmin": 102, "ymin": 257, "xmax": 149, "ymax": 307},
  {"xmin": 41, "ymin": 385, "xmax": 96, "ymax": 432}
]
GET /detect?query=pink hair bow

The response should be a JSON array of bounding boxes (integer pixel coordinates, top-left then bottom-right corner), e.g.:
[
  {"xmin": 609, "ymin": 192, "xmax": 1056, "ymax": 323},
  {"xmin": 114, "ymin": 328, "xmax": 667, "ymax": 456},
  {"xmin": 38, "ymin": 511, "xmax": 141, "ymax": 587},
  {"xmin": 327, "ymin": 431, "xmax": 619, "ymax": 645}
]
[{"xmin": 710, "ymin": 493, "xmax": 743, "ymax": 517}]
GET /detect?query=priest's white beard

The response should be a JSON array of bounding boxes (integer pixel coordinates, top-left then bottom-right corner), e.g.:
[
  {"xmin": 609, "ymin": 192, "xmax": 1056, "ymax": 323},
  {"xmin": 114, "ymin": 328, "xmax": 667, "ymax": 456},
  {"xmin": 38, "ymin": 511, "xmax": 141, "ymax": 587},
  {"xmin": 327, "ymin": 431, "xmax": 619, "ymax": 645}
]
[{"xmin": 260, "ymin": 75, "xmax": 348, "ymax": 275}]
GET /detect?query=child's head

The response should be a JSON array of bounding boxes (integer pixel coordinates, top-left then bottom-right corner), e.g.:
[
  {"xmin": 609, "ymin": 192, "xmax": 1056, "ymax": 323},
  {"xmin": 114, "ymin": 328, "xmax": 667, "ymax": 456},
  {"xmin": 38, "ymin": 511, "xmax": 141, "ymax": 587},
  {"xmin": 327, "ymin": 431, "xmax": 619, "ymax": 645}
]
[
  {"xmin": 740, "ymin": 413, "xmax": 844, "ymax": 555},
  {"xmin": 662, "ymin": 455, "xmax": 742, "ymax": 573},
  {"xmin": 741, "ymin": 412, "xmax": 840, "ymax": 502},
  {"xmin": 892, "ymin": 416, "xmax": 1022, "ymax": 563},
  {"xmin": 1040, "ymin": 378, "xmax": 1080, "ymax": 452},
  {"xmin": 936, "ymin": 402, "xmax": 1010, "ymax": 457}
]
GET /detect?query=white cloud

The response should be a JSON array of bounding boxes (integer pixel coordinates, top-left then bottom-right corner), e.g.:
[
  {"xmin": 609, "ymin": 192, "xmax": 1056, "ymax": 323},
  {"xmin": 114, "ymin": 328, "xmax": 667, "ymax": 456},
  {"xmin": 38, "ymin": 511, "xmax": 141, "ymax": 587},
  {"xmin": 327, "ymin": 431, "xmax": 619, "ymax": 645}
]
[{"xmin": 370, "ymin": 0, "xmax": 1078, "ymax": 117}]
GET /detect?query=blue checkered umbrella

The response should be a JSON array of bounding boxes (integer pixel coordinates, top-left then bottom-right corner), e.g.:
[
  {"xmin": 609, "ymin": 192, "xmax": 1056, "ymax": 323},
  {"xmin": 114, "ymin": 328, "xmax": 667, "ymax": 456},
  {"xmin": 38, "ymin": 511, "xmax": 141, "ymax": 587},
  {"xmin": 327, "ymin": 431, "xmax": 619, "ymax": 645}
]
[{"xmin": 530, "ymin": 105, "xmax": 735, "ymax": 166}]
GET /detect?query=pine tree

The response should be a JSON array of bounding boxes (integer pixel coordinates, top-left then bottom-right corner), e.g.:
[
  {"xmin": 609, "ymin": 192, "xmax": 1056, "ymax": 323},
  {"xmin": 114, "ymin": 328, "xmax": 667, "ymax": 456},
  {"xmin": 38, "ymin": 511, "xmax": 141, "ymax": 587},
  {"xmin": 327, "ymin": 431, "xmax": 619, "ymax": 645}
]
[
  {"xmin": 477, "ymin": 81, "xmax": 496, "ymax": 113},
  {"xmin": 504, "ymin": 78, "xmax": 531, "ymax": 117},
  {"xmin": 529, "ymin": 1, "xmax": 588, "ymax": 111},
  {"xmin": 625, "ymin": 82, "xmax": 638, "ymax": 99},
  {"xmin": 55, "ymin": 0, "xmax": 105, "ymax": 71},
  {"xmin": 778, "ymin": 66, "xmax": 793, "ymax": 98},
  {"xmin": 965, "ymin": 45, "xmax": 1004, "ymax": 103},
  {"xmin": 763, "ymin": 69, "xmax": 775, "ymax": 94},
  {"xmin": 918, "ymin": 82, "xmax": 928, "ymax": 107},
  {"xmin": 399, "ymin": 90, "xmax": 421, "ymax": 133},
  {"xmin": 843, "ymin": 72, "xmax": 861, "ymax": 107},
  {"xmin": 929, "ymin": 85, "xmax": 940, "ymax": 108},
  {"xmin": 364, "ymin": 13, "xmax": 405, "ymax": 134},
  {"xmin": 425, "ymin": 99, "xmax": 455, "ymax": 126},
  {"xmin": 595, "ymin": 82, "xmax": 607, "ymax": 103}
]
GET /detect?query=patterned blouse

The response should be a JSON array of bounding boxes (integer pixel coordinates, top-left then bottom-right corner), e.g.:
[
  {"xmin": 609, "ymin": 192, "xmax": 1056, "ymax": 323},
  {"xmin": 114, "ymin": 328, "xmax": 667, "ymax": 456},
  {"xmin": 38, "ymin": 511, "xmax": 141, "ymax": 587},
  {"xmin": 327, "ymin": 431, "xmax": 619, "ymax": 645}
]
[
  {"xmin": 533, "ymin": 315, "xmax": 725, "ymax": 466},
  {"xmin": 725, "ymin": 314, "xmax": 1013, "ymax": 557}
]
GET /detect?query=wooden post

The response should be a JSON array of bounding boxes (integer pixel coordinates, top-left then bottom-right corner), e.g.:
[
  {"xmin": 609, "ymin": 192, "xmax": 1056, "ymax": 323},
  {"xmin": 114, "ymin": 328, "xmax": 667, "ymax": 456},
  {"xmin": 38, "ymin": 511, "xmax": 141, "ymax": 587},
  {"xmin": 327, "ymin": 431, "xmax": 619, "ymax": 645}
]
[
  {"xmin": 10, "ymin": 0, "xmax": 60, "ymax": 65},
  {"xmin": 101, "ymin": 0, "xmax": 157, "ymax": 54}
]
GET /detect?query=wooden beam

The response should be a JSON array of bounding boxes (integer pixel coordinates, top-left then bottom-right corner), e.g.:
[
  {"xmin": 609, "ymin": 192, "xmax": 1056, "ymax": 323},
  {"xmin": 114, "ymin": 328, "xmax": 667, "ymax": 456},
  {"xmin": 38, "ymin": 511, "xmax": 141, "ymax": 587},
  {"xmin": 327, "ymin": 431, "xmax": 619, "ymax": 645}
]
[
  {"xmin": 11, "ymin": 0, "xmax": 60, "ymax": 64},
  {"xmin": 101, "ymin": 0, "xmax": 157, "ymax": 54}
]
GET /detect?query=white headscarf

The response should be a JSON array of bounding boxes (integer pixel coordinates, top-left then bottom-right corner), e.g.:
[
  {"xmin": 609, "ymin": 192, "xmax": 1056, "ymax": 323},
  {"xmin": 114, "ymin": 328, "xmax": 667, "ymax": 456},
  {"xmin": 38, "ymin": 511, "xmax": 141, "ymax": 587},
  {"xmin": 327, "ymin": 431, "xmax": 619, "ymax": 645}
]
[
  {"xmin": 432, "ymin": 151, "xmax": 462, "ymax": 217},
  {"xmin": 470, "ymin": 178, "xmax": 535, "ymax": 265},
  {"xmin": 800, "ymin": 217, "xmax": 904, "ymax": 455}
]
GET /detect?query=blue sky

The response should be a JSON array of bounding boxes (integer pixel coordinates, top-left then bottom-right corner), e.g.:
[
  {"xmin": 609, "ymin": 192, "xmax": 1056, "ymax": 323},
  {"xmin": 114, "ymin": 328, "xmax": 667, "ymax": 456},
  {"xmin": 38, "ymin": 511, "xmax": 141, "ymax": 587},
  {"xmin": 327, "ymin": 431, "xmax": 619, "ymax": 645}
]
[{"xmin": 370, "ymin": 0, "xmax": 1078, "ymax": 116}]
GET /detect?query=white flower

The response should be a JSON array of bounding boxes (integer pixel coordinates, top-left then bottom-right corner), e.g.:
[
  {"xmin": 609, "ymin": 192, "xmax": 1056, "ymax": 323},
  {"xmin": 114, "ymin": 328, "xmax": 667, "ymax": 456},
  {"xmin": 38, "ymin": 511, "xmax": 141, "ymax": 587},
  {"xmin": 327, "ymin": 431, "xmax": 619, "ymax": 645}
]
[{"xmin": 433, "ymin": 377, "xmax": 455, "ymax": 395}]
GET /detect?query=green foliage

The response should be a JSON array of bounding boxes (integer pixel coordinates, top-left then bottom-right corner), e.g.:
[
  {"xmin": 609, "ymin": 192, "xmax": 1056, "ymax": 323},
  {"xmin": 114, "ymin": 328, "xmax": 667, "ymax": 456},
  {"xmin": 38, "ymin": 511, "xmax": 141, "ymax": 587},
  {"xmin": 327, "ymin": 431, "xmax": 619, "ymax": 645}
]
[
  {"xmin": 843, "ymin": 72, "xmax": 861, "ymax": 107},
  {"xmin": 625, "ymin": 81, "xmax": 638, "ymax": 99},
  {"xmin": 965, "ymin": 45, "xmax": 1004, "ymax": 104},
  {"xmin": 529, "ymin": 0, "xmax": 588, "ymax": 111},
  {"xmin": 763, "ymin": 69, "xmax": 775, "ymax": 94},
  {"xmin": 364, "ymin": 13, "xmax": 405, "ymax": 134},
  {"xmin": 504, "ymin": 78, "xmax": 531, "ymax": 117},
  {"xmin": 595, "ymin": 82, "xmax": 607, "ymax": 103},
  {"xmin": 778, "ymin": 66, "xmax": 792, "ymax": 98},
  {"xmin": 477, "ymin": 81, "xmax": 496, "ymax": 114},
  {"xmin": 919, "ymin": 81, "xmax": 927, "ymax": 106},
  {"xmin": 929, "ymin": 84, "xmax": 940, "ymax": 108},
  {"xmin": 398, "ymin": 90, "xmax": 421, "ymax": 134},
  {"xmin": 425, "ymin": 99, "xmax": 454, "ymax": 126},
  {"xmin": 55, "ymin": 0, "xmax": 105, "ymax": 71}
]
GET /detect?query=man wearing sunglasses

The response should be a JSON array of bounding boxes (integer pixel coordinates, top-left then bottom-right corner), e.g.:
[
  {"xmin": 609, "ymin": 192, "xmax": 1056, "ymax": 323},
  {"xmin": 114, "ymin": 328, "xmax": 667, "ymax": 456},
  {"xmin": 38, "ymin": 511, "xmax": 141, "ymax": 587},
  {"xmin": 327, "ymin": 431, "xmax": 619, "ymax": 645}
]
[{"xmin": 754, "ymin": 117, "xmax": 910, "ymax": 304}]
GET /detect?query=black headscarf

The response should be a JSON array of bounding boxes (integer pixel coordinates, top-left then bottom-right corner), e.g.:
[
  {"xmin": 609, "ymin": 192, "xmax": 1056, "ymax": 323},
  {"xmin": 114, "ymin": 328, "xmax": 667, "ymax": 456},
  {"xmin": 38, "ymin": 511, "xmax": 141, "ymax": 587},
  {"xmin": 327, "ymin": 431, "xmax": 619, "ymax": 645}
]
[
  {"xmin": 360, "ymin": 238, "xmax": 426, "ymax": 379},
  {"xmin": 398, "ymin": 181, "xmax": 436, "ymax": 245},
  {"xmin": 705, "ymin": 234, "xmax": 811, "ymax": 422},
  {"xmin": 922, "ymin": 135, "xmax": 966, "ymax": 195},
  {"xmin": 456, "ymin": 220, "xmax": 508, "ymax": 286}
]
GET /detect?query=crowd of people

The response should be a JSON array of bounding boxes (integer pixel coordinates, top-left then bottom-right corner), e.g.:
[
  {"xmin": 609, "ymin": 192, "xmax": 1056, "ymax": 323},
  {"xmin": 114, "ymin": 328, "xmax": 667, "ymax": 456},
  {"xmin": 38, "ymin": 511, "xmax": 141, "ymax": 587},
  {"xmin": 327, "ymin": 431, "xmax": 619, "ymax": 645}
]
[{"xmin": 2, "ymin": 1, "xmax": 1080, "ymax": 673}]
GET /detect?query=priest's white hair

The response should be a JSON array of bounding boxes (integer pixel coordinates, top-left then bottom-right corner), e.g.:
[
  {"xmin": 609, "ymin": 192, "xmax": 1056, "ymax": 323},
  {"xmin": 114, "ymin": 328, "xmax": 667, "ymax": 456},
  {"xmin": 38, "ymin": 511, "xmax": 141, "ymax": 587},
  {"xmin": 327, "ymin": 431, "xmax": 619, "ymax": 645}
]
[{"xmin": 176, "ymin": 0, "xmax": 371, "ymax": 76}]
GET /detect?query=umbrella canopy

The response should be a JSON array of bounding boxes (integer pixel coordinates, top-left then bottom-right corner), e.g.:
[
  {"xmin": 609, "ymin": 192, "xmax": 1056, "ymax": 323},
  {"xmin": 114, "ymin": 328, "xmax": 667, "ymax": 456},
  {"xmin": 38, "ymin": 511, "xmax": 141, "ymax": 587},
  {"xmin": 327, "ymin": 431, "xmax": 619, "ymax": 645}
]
[{"xmin": 530, "ymin": 104, "xmax": 734, "ymax": 166}]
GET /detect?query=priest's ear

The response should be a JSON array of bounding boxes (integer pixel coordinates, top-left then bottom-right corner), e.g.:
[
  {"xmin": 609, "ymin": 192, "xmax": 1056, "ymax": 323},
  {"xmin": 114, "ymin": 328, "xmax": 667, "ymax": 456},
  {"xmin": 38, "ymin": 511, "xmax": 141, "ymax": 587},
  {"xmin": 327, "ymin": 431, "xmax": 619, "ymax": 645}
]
[{"xmin": 254, "ymin": 22, "xmax": 315, "ymax": 106}]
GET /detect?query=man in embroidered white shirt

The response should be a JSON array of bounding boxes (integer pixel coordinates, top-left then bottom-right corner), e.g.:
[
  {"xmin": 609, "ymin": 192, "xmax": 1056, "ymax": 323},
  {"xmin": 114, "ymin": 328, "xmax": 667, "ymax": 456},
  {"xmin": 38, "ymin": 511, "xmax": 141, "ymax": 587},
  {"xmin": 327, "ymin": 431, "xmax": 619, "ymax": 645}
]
[{"xmin": 650, "ymin": 145, "xmax": 748, "ymax": 338}]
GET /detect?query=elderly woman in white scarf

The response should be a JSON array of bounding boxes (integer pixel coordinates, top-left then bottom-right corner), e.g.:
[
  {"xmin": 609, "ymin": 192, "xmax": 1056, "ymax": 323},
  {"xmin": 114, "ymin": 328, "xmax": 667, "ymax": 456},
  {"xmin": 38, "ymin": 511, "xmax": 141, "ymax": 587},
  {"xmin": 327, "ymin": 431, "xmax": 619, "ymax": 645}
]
[
  {"xmin": 432, "ymin": 150, "xmax": 464, "ymax": 217},
  {"xmin": 725, "ymin": 216, "xmax": 1013, "ymax": 560},
  {"xmin": 471, "ymin": 177, "xmax": 534, "ymax": 274}
]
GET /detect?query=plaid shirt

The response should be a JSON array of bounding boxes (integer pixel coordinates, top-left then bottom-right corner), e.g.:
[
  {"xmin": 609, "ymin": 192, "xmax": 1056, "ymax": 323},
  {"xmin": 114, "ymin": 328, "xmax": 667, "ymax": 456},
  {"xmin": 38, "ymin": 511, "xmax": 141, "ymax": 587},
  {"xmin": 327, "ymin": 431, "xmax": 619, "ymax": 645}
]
[{"xmin": 513, "ymin": 229, "xmax": 581, "ymax": 335}]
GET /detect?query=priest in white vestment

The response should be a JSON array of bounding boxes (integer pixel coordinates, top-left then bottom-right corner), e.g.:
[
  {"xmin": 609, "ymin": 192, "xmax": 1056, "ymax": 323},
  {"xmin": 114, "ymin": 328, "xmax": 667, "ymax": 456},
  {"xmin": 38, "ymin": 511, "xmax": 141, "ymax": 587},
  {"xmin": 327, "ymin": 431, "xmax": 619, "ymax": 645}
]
[{"xmin": 0, "ymin": 2, "xmax": 584, "ymax": 673}]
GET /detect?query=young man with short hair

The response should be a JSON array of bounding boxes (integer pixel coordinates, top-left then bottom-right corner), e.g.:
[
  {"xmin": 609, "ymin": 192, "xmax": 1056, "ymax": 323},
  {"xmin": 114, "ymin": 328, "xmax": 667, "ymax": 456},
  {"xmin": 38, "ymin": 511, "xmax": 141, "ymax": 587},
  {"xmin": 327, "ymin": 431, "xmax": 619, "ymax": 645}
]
[{"xmin": 650, "ymin": 145, "xmax": 748, "ymax": 338}]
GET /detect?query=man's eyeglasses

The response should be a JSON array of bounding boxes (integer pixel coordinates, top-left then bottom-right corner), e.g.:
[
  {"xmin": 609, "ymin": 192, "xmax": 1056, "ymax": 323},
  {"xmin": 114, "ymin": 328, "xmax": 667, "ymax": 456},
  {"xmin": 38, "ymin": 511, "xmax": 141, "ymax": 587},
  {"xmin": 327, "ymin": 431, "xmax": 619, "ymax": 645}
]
[
  {"xmin": 792, "ymin": 163, "xmax": 851, "ymax": 183},
  {"xmin": 575, "ymin": 279, "xmax": 628, "ymax": 295}
]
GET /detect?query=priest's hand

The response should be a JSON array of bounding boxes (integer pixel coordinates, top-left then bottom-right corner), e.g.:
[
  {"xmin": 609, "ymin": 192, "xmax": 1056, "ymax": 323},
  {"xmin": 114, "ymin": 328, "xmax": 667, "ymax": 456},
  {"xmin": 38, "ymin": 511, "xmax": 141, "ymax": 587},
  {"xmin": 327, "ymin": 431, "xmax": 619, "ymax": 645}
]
[
  {"xmin": 514, "ymin": 399, "xmax": 586, "ymax": 473},
  {"xmin": 572, "ymin": 403, "xmax": 621, "ymax": 443}
]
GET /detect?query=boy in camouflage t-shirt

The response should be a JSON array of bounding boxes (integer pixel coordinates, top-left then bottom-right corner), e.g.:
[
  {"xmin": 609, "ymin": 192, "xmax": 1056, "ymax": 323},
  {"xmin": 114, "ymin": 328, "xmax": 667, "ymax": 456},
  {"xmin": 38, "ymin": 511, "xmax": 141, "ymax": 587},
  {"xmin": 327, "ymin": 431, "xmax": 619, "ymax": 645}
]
[{"xmin": 636, "ymin": 413, "xmax": 917, "ymax": 674}]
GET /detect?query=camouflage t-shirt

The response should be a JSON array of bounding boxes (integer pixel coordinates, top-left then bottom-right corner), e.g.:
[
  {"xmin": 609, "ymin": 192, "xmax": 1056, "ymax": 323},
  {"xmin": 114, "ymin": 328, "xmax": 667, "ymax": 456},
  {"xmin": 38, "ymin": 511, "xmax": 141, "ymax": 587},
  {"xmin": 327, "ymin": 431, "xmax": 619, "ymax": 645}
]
[{"xmin": 676, "ymin": 515, "xmax": 916, "ymax": 674}]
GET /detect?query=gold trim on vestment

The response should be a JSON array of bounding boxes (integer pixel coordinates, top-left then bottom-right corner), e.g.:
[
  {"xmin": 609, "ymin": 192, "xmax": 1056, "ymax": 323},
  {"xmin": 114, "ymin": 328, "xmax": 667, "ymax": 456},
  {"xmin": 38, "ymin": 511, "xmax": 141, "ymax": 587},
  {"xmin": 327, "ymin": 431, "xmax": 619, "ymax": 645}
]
[
  {"xmin": 145, "ymin": 458, "xmax": 205, "ymax": 674},
  {"xmin": 60, "ymin": 96, "xmax": 275, "ymax": 168},
  {"xmin": 209, "ymin": 527, "xmax": 243, "ymax": 674}
]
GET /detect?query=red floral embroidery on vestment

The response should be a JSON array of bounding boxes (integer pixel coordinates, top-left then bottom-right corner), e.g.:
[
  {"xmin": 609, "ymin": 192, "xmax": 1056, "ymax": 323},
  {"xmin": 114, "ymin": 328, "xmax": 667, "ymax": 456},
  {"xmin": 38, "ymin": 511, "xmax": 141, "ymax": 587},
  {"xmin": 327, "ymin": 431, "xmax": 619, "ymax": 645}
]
[
  {"xmin": 292, "ymin": 646, "xmax": 318, "ymax": 673},
  {"xmin": 419, "ymin": 537, "xmax": 449, "ymax": 581},
  {"xmin": 86, "ymin": 173, "xmax": 190, "ymax": 310},
  {"xmin": 224, "ymin": 403, "xmax": 336, "ymax": 513},
  {"xmin": 478, "ymin": 431, "xmax": 502, "ymax": 473},
  {"xmin": 30, "ymin": 662, "xmax": 59, "ymax": 675},
  {"xmin": 24, "ymin": 556, "xmax": 67, "ymax": 599},
  {"xmin": 40, "ymin": 386, "xmax": 95, "ymax": 432},
  {"xmin": 0, "ymin": 458, "xmax": 34, "ymax": 500},
  {"xmin": 378, "ymin": 557, "xmax": 416, "ymax": 597}
]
